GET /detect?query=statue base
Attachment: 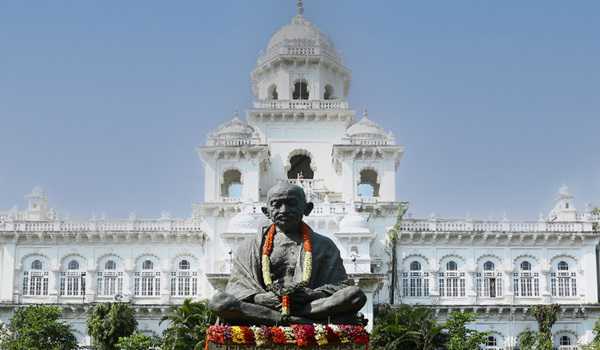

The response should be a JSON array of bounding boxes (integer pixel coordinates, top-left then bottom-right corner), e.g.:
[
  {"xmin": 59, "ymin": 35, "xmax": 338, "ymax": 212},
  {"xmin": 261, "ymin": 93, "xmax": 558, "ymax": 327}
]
[{"xmin": 206, "ymin": 324, "xmax": 369, "ymax": 349}]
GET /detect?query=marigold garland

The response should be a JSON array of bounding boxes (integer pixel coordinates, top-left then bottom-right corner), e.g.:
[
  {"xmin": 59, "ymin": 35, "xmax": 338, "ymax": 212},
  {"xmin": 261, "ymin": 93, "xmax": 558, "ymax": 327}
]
[
  {"xmin": 261, "ymin": 222, "xmax": 313, "ymax": 316},
  {"xmin": 206, "ymin": 324, "xmax": 369, "ymax": 348}
]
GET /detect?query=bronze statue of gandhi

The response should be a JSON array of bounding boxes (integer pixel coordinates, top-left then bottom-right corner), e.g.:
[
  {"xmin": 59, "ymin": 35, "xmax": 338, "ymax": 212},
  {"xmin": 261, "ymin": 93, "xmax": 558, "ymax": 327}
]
[{"xmin": 209, "ymin": 183, "xmax": 366, "ymax": 325}]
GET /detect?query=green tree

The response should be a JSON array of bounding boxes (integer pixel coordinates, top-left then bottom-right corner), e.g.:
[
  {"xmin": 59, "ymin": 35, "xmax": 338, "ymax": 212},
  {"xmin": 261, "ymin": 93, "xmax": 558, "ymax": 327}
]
[
  {"xmin": 87, "ymin": 303, "xmax": 138, "ymax": 350},
  {"xmin": 582, "ymin": 318, "xmax": 600, "ymax": 350},
  {"xmin": 518, "ymin": 330, "xmax": 538, "ymax": 350},
  {"xmin": 2, "ymin": 305, "xmax": 78, "ymax": 350},
  {"xmin": 529, "ymin": 304, "xmax": 561, "ymax": 350},
  {"xmin": 444, "ymin": 311, "xmax": 488, "ymax": 350},
  {"xmin": 115, "ymin": 332, "xmax": 160, "ymax": 350},
  {"xmin": 371, "ymin": 305, "xmax": 446, "ymax": 350},
  {"xmin": 160, "ymin": 299, "xmax": 215, "ymax": 350}
]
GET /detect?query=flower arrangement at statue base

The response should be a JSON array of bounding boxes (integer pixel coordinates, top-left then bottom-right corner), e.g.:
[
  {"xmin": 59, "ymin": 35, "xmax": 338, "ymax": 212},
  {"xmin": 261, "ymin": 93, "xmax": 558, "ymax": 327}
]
[{"xmin": 206, "ymin": 324, "xmax": 369, "ymax": 349}]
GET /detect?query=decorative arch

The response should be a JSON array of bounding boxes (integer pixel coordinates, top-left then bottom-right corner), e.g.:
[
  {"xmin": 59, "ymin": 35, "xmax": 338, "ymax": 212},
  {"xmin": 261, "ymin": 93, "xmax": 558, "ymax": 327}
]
[
  {"xmin": 401, "ymin": 254, "xmax": 430, "ymax": 269},
  {"xmin": 357, "ymin": 167, "xmax": 380, "ymax": 198},
  {"xmin": 267, "ymin": 84, "xmax": 278, "ymax": 100},
  {"xmin": 550, "ymin": 254, "xmax": 578, "ymax": 266},
  {"xmin": 476, "ymin": 254, "xmax": 503, "ymax": 268},
  {"xmin": 60, "ymin": 254, "xmax": 87, "ymax": 269},
  {"xmin": 323, "ymin": 84, "xmax": 335, "ymax": 100},
  {"xmin": 96, "ymin": 254, "xmax": 124, "ymax": 270},
  {"xmin": 292, "ymin": 79, "xmax": 309, "ymax": 100},
  {"xmin": 438, "ymin": 254, "xmax": 466, "ymax": 269},
  {"xmin": 134, "ymin": 254, "xmax": 161, "ymax": 269},
  {"xmin": 286, "ymin": 149, "xmax": 316, "ymax": 179},
  {"xmin": 20, "ymin": 253, "xmax": 50, "ymax": 268},
  {"xmin": 170, "ymin": 254, "xmax": 200, "ymax": 297},
  {"xmin": 554, "ymin": 330, "xmax": 578, "ymax": 346},
  {"xmin": 484, "ymin": 332, "xmax": 505, "ymax": 348},
  {"xmin": 221, "ymin": 168, "xmax": 243, "ymax": 199}
]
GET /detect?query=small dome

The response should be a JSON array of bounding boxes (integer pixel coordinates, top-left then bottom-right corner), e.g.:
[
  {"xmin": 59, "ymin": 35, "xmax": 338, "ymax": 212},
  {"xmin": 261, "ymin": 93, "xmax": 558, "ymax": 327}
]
[
  {"xmin": 345, "ymin": 111, "xmax": 394, "ymax": 144},
  {"xmin": 338, "ymin": 204, "xmax": 370, "ymax": 234},
  {"xmin": 227, "ymin": 210, "xmax": 258, "ymax": 234},
  {"xmin": 261, "ymin": 15, "xmax": 341, "ymax": 64},
  {"xmin": 208, "ymin": 115, "xmax": 259, "ymax": 146}
]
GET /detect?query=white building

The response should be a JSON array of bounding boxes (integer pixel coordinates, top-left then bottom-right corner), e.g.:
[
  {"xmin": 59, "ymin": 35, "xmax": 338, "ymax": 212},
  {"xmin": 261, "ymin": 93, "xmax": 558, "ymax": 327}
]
[{"xmin": 1, "ymin": 2, "xmax": 599, "ymax": 349}]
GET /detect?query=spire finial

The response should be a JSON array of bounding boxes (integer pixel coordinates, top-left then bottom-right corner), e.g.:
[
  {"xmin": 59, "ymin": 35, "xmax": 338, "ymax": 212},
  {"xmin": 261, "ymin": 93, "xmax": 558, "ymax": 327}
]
[
  {"xmin": 297, "ymin": 0, "xmax": 304, "ymax": 16},
  {"xmin": 363, "ymin": 108, "xmax": 369, "ymax": 118}
]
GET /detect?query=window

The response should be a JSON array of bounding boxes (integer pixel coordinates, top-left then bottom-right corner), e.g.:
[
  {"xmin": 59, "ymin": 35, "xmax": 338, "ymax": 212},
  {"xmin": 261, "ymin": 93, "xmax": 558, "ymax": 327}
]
[
  {"xmin": 135, "ymin": 259, "xmax": 160, "ymax": 297},
  {"xmin": 287, "ymin": 154, "xmax": 314, "ymax": 180},
  {"xmin": 439, "ymin": 260, "xmax": 465, "ymax": 298},
  {"xmin": 170, "ymin": 259, "xmax": 198, "ymax": 297},
  {"xmin": 477, "ymin": 261, "xmax": 503, "ymax": 298},
  {"xmin": 402, "ymin": 261, "xmax": 429, "ymax": 298},
  {"xmin": 514, "ymin": 260, "xmax": 539, "ymax": 297},
  {"xmin": 551, "ymin": 261, "xmax": 577, "ymax": 297},
  {"xmin": 23, "ymin": 259, "xmax": 49, "ymax": 296},
  {"xmin": 293, "ymin": 80, "xmax": 309, "ymax": 100},
  {"xmin": 221, "ymin": 169, "xmax": 242, "ymax": 199},
  {"xmin": 268, "ymin": 84, "xmax": 278, "ymax": 100},
  {"xmin": 357, "ymin": 169, "xmax": 380, "ymax": 198},
  {"xmin": 560, "ymin": 335, "xmax": 571, "ymax": 346},
  {"xmin": 97, "ymin": 259, "xmax": 123, "ymax": 297},
  {"xmin": 324, "ymin": 85, "xmax": 334, "ymax": 100},
  {"xmin": 484, "ymin": 336, "xmax": 498, "ymax": 349},
  {"xmin": 60, "ymin": 259, "xmax": 85, "ymax": 296}
]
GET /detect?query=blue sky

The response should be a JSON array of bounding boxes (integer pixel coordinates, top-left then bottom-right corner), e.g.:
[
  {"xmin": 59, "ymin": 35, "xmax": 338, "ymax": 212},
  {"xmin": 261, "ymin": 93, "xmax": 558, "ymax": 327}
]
[{"xmin": 1, "ymin": 1, "xmax": 599, "ymax": 220}]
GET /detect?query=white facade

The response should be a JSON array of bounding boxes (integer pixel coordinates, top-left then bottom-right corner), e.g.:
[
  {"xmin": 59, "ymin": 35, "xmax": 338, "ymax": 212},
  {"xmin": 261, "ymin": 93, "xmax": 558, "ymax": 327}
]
[{"xmin": 1, "ymin": 3, "xmax": 599, "ymax": 348}]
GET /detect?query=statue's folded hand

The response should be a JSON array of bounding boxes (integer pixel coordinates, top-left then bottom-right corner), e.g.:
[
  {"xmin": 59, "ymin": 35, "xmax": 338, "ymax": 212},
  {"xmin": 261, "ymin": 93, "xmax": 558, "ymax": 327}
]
[{"xmin": 253, "ymin": 292, "xmax": 281, "ymax": 310}]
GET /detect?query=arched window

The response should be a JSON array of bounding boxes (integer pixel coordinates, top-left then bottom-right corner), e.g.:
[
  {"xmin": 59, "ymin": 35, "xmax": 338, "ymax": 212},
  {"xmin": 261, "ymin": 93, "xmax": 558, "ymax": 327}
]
[
  {"xmin": 60, "ymin": 259, "xmax": 85, "ymax": 296},
  {"xmin": 221, "ymin": 169, "xmax": 242, "ymax": 200},
  {"xmin": 97, "ymin": 259, "xmax": 123, "ymax": 297},
  {"xmin": 552, "ymin": 260, "xmax": 577, "ymax": 297},
  {"xmin": 142, "ymin": 260, "xmax": 154, "ymax": 270},
  {"xmin": 357, "ymin": 169, "xmax": 380, "ymax": 199},
  {"xmin": 323, "ymin": 85, "xmax": 334, "ymax": 100},
  {"xmin": 287, "ymin": 154, "xmax": 314, "ymax": 180},
  {"xmin": 439, "ymin": 260, "xmax": 465, "ymax": 298},
  {"xmin": 135, "ymin": 259, "xmax": 160, "ymax": 297},
  {"xmin": 402, "ymin": 261, "xmax": 429, "ymax": 298},
  {"xmin": 23, "ymin": 259, "xmax": 48, "ymax": 296},
  {"xmin": 293, "ymin": 80, "xmax": 309, "ymax": 100},
  {"xmin": 68, "ymin": 260, "xmax": 80, "ymax": 270},
  {"xmin": 477, "ymin": 261, "xmax": 503, "ymax": 298},
  {"xmin": 268, "ymin": 84, "xmax": 278, "ymax": 100},
  {"xmin": 514, "ymin": 260, "xmax": 539, "ymax": 297},
  {"xmin": 559, "ymin": 335, "xmax": 571, "ymax": 346},
  {"xmin": 171, "ymin": 259, "xmax": 198, "ymax": 297},
  {"xmin": 484, "ymin": 336, "xmax": 498, "ymax": 349}
]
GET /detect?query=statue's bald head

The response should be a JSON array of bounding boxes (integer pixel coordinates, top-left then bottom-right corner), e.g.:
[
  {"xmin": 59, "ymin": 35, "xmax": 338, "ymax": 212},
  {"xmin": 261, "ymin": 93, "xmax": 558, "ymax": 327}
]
[
  {"xmin": 262, "ymin": 182, "xmax": 313, "ymax": 233},
  {"xmin": 266, "ymin": 182, "xmax": 306, "ymax": 204}
]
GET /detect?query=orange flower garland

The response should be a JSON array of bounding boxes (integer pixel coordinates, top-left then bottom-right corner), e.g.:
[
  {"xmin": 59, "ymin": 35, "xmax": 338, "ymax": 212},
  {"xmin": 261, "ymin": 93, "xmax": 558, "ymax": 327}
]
[{"xmin": 262, "ymin": 222, "xmax": 313, "ymax": 316}]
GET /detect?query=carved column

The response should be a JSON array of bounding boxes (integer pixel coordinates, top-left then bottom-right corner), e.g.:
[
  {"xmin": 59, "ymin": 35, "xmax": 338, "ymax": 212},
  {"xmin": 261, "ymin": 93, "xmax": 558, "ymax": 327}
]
[
  {"xmin": 49, "ymin": 263, "xmax": 60, "ymax": 303},
  {"xmin": 160, "ymin": 264, "xmax": 172, "ymax": 304}
]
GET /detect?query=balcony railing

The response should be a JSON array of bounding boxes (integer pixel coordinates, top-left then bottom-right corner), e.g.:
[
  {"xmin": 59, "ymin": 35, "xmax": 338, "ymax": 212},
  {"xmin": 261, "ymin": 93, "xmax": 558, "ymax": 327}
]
[{"xmin": 253, "ymin": 99, "xmax": 349, "ymax": 111}]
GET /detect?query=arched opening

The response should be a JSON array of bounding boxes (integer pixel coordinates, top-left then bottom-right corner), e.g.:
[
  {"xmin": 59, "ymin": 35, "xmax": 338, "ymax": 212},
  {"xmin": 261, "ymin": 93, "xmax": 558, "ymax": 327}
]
[
  {"xmin": 287, "ymin": 154, "xmax": 314, "ymax": 179},
  {"xmin": 31, "ymin": 260, "xmax": 43, "ymax": 270},
  {"xmin": 439, "ymin": 260, "xmax": 465, "ymax": 298},
  {"xmin": 221, "ymin": 169, "xmax": 242, "ymax": 199},
  {"xmin": 98, "ymin": 259, "xmax": 123, "ymax": 297},
  {"xmin": 515, "ymin": 260, "xmax": 539, "ymax": 297},
  {"xmin": 268, "ymin": 84, "xmax": 278, "ymax": 100},
  {"xmin": 135, "ymin": 258, "xmax": 160, "ymax": 297},
  {"xmin": 478, "ymin": 261, "xmax": 502, "ymax": 298},
  {"xmin": 171, "ymin": 259, "xmax": 197, "ymax": 297},
  {"xmin": 410, "ymin": 261, "xmax": 421, "ymax": 271},
  {"xmin": 324, "ymin": 85, "xmax": 335, "ymax": 100},
  {"xmin": 560, "ymin": 335, "xmax": 572, "ymax": 346},
  {"xmin": 402, "ymin": 260, "xmax": 429, "ymax": 297},
  {"xmin": 558, "ymin": 261, "xmax": 569, "ymax": 271},
  {"xmin": 485, "ymin": 336, "xmax": 497, "ymax": 348},
  {"xmin": 357, "ymin": 169, "xmax": 380, "ymax": 198},
  {"xmin": 68, "ymin": 260, "xmax": 80, "ymax": 270},
  {"xmin": 23, "ymin": 258, "xmax": 48, "ymax": 296},
  {"xmin": 446, "ymin": 261, "xmax": 458, "ymax": 271},
  {"xmin": 520, "ymin": 261, "xmax": 531, "ymax": 271},
  {"xmin": 293, "ymin": 80, "xmax": 309, "ymax": 100},
  {"xmin": 61, "ymin": 259, "xmax": 84, "ymax": 296},
  {"xmin": 552, "ymin": 260, "xmax": 577, "ymax": 297}
]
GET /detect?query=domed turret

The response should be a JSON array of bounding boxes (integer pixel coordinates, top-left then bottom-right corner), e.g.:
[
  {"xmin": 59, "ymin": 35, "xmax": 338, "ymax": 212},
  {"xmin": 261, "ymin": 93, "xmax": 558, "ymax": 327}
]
[
  {"xmin": 251, "ymin": 1, "xmax": 351, "ymax": 104},
  {"xmin": 207, "ymin": 113, "xmax": 260, "ymax": 146},
  {"xmin": 345, "ymin": 110, "xmax": 394, "ymax": 145}
]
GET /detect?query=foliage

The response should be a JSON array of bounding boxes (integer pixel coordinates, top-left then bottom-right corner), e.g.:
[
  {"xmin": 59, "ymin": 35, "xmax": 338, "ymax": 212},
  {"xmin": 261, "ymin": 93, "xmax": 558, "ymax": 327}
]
[
  {"xmin": 444, "ymin": 311, "xmax": 488, "ymax": 350},
  {"xmin": 592, "ymin": 207, "xmax": 600, "ymax": 216},
  {"xmin": 160, "ymin": 299, "xmax": 216, "ymax": 350},
  {"xmin": 371, "ymin": 304, "xmax": 446, "ymax": 350},
  {"xmin": 1, "ymin": 305, "xmax": 78, "ymax": 350},
  {"xmin": 582, "ymin": 318, "xmax": 600, "ymax": 349},
  {"xmin": 518, "ymin": 330, "xmax": 538, "ymax": 350},
  {"xmin": 528, "ymin": 304, "xmax": 561, "ymax": 350},
  {"xmin": 115, "ymin": 332, "xmax": 161, "ymax": 350},
  {"xmin": 87, "ymin": 303, "xmax": 138, "ymax": 350}
]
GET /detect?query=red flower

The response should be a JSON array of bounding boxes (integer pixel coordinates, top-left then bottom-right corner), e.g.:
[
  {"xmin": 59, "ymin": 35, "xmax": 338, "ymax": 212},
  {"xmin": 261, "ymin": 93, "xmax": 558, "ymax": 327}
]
[
  {"xmin": 292, "ymin": 324, "xmax": 315, "ymax": 347},
  {"xmin": 271, "ymin": 326, "xmax": 288, "ymax": 345}
]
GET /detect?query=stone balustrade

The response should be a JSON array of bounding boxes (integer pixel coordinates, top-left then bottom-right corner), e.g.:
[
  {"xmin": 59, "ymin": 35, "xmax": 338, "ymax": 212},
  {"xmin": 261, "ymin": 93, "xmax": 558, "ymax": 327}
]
[
  {"xmin": 257, "ymin": 44, "xmax": 342, "ymax": 66},
  {"xmin": 253, "ymin": 99, "xmax": 349, "ymax": 110},
  {"xmin": 0, "ymin": 219, "xmax": 204, "ymax": 234}
]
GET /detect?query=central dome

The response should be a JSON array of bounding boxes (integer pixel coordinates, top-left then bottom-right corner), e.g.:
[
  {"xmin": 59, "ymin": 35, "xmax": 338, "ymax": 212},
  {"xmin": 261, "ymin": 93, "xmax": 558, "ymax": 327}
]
[{"xmin": 260, "ymin": 15, "xmax": 342, "ymax": 65}]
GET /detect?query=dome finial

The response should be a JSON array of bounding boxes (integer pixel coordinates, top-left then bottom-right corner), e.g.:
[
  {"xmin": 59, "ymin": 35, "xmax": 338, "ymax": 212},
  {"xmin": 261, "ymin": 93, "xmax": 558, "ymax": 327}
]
[
  {"xmin": 297, "ymin": 0, "xmax": 304, "ymax": 16},
  {"xmin": 362, "ymin": 108, "xmax": 369, "ymax": 118}
]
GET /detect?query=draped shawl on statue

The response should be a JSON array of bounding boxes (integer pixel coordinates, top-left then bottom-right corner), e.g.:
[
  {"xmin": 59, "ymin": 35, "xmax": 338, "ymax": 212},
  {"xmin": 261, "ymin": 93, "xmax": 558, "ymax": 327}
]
[{"xmin": 225, "ymin": 225, "xmax": 349, "ymax": 302}]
